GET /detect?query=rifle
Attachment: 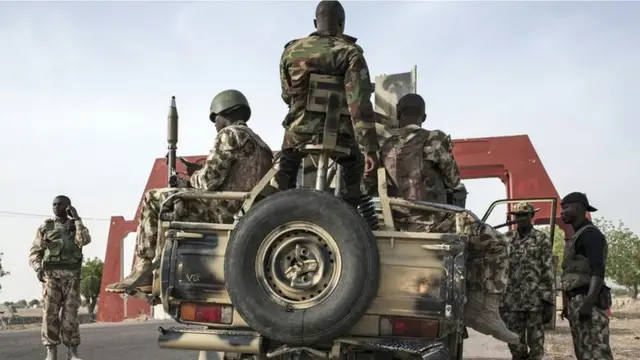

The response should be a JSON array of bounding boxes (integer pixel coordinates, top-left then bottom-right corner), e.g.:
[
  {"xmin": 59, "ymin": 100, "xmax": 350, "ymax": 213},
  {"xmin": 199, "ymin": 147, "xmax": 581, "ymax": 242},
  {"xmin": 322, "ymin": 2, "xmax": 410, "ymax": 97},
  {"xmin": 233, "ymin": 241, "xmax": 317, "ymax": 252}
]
[{"xmin": 167, "ymin": 96, "xmax": 179, "ymax": 188}]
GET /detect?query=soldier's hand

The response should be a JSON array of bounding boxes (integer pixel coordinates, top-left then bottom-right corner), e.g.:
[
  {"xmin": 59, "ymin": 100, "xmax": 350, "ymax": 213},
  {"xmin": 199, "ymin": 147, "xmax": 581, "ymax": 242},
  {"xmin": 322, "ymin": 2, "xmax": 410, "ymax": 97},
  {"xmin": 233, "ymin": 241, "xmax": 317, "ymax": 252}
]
[
  {"xmin": 577, "ymin": 302, "xmax": 592, "ymax": 321},
  {"xmin": 37, "ymin": 268, "xmax": 45, "ymax": 283},
  {"xmin": 66, "ymin": 205, "xmax": 79, "ymax": 219},
  {"xmin": 364, "ymin": 152, "xmax": 379, "ymax": 177},
  {"xmin": 179, "ymin": 157, "xmax": 203, "ymax": 176}
]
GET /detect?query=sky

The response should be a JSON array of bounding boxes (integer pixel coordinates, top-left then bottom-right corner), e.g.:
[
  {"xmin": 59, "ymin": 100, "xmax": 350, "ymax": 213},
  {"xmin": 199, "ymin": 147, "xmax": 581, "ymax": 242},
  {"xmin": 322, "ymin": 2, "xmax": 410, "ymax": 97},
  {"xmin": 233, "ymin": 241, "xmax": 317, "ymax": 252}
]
[{"xmin": 0, "ymin": 0, "xmax": 639, "ymax": 302}]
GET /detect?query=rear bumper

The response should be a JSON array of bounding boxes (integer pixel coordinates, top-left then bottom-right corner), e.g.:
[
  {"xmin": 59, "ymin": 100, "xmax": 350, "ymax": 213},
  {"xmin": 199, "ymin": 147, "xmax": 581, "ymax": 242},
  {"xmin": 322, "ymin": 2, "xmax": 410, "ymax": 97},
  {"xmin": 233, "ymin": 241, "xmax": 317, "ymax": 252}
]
[
  {"xmin": 157, "ymin": 327, "xmax": 450, "ymax": 359},
  {"xmin": 157, "ymin": 327, "xmax": 262, "ymax": 354}
]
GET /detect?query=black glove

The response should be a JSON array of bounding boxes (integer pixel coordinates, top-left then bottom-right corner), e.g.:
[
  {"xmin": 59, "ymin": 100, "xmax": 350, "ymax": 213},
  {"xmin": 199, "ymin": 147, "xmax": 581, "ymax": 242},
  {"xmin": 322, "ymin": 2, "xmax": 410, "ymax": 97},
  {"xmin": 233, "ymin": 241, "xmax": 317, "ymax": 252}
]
[
  {"xmin": 542, "ymin": 299, "xmax": 555, "ymax": 323},
  {"xmin": 179, "ymin": 157, "xmax": 203, "ymax": 176},
  {"xmin": 37, "ymin": 268, "xmax": 45, "ymax": 283}
]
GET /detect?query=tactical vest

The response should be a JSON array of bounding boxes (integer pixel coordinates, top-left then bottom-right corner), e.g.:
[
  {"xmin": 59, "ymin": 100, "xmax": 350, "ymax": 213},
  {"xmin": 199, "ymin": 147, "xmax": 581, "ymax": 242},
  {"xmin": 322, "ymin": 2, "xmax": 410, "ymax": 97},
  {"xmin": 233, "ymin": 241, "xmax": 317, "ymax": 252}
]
[
  {"xmin": 381, "ymin": 127, "xmax": 431, "ymax": 201},
  {"xmin": 41, "ymin": 219, "xmax": 83, "ymax": 270},
  {"xmin": 560, "ymin": 224, "xmax": 603, "ymax": 291},
  {"xmin": 222, "ymin": 124, "xmax": 273, "ymax": 193}
]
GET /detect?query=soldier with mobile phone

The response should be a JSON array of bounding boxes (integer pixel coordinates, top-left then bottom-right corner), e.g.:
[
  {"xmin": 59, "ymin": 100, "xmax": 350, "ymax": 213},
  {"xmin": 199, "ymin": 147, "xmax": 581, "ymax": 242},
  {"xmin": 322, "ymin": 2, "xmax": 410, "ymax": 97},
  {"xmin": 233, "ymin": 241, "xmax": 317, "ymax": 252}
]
[{"xmin": 28, "ymin": 195, "xmax": 91, "ymax": 360}]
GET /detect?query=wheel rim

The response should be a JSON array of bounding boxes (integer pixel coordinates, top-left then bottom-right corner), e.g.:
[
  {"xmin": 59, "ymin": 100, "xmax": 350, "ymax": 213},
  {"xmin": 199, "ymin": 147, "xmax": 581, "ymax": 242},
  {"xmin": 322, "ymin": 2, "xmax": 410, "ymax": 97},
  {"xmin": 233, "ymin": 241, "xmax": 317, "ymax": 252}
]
[{"xmin": 256, "ymin": 221, "xmax": 342, "ymax": 309}]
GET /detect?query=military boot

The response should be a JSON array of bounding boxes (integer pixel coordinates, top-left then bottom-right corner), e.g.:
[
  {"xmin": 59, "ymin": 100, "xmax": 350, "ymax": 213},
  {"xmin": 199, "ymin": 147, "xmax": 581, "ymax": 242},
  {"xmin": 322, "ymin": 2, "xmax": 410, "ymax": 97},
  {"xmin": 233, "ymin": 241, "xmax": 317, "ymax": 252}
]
[
  {"xmin": 44, "ymin": 345, "xmax": 57, "ymax": 360},
  {"xmin": 66, "ymin": 345, "xmax": 82, "ymax": 360},
  {"xmin": 464, "ymin": 291, "xmax": 519, "ymax": 344},
  {"xmin": 105, "ymin": 260, "xmax": 153, "ymax": 293}
]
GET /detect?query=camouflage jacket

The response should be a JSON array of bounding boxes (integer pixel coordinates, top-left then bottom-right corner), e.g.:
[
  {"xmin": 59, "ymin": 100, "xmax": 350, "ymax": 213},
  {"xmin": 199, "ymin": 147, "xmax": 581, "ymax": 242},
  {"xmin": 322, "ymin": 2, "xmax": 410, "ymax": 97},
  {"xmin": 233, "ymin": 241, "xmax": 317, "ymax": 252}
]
[
  {"xmin": 190, "ymin": 121, "xmax": 273, "ymax": 219},
  {"xmin": 381, "ymin": 124, "xmax": 460, "ymax": 203},
  {"xmin": 28, "ymin": 217, "xmax": 91, "ymax": 272},
  {"xmin": 500, "ymin": 227, "xmax": 555, "ymax": 311},
  {"xmin": 279, "ymin": 31, "xmax": 378, "ymax": 152}
]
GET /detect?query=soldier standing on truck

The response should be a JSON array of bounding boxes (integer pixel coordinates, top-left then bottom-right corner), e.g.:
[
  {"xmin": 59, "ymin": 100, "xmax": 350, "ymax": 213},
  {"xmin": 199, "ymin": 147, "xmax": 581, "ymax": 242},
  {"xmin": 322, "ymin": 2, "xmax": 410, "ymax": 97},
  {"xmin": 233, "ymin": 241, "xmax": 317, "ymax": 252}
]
[
  {"xmin": 28, "ymin": 195, "xmax": 91, "ymax": 360},
  {"xmin": 105, "ymin": 89, "xmax": 273, "ymax": 294},
  {"xmin": 500, "ymin": 202, "xmax": 555, "ymax": 360},
  {"xmin": 559, "ymin": 192, "xmax": 614, "ymax": 360},
  {"xmin": 273, "ymin": 0, "xmax": 379, "ymax": 207},
  {"xmin": 375, "ymin": 93, "xmax": 520, "ymax": 344}
]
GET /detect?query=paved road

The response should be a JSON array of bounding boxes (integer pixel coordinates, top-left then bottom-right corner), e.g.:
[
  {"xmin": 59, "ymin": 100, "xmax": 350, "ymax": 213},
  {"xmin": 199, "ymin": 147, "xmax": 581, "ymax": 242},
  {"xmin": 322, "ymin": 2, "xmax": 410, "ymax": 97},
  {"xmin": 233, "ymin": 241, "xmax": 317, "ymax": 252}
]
[{"xmin": 0, "ymin": 321, "xmax": 509, "ymax": 360}]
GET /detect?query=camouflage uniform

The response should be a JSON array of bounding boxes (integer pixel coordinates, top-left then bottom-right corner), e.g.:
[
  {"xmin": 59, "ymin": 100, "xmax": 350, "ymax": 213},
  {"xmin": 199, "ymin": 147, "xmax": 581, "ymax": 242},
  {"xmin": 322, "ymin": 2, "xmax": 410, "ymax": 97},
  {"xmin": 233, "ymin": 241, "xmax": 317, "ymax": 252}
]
[
  {"xmin": 567, "ymin": 294, "xmax": 613, "ymax": 360},
  {"xmin": 380, "ymin": 124, "xmax": 519, "ymax": 344},
  {"xmin": 561, "ymin": 217, "xmax": 614, "ymax": 360},
  {"xmin": 133, "ymin": 121, "xmax": 273, "ymax": 265},
  {"xmin": 106, "ymin": 93, "xmax": 274, "ymax": 294},
  {"xmin": 275, "ymin": 31, "xmax": 378, "ymax": 206},
  {"xmin": 29, "ymin": 217, "xmax": 91, "ymax": 359},
  {"xmin": 499, "ymin": 203, "xmax": 555, "ymax": 360}
]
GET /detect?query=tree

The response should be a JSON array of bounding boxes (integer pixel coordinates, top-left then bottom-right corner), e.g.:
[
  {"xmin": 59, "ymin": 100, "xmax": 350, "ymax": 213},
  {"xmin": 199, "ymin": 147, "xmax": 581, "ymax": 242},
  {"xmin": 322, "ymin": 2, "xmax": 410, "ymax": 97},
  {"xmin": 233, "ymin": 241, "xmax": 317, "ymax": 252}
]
[
  {"xmin": 28, "ymin": 299, "xmax": 41, "ymax": 308},
  {"xmin": 539, "ymin": 225, "xmax": 566, "ymax": 272},
  {"xmin": 14, "ymin": 299, "xmax": 27, "ymax": 308},
  {"xmin": 593, "ymin": 217, "xmax": 640, "ymax": 299},
  {"xmin": 80, "ymin": 257, "xmax": 104, "ymax": 315},
  {"xmin": 0, "ymin": 252, "xmax": 9, "ymax": 292}
]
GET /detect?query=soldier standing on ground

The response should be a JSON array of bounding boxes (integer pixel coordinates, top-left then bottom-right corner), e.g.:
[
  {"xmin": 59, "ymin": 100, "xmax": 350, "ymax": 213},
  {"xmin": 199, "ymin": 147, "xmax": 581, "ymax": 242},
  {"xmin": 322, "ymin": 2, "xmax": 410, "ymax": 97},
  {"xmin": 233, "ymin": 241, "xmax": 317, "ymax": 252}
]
[
  {"xmin": 500, "ymin": 202, "xmax": 555, "ymax": 360},
  {"xmin": 105, "ymin": 90, "xmax": 273, "ymax": 294},
  {"xmin": 28, "ymin": 195, "xmax": 91, "ymax": 360},
  {"xmin": 559, "ymin": 192, "xmax": 614, "ymax": 360},
  {"xmin": 373, "ymin": 93, "xmax": 519, "ymax": 344},
  {"xmin": 274, "ymin": 0, "xmax": 379, "ymax": 206}
]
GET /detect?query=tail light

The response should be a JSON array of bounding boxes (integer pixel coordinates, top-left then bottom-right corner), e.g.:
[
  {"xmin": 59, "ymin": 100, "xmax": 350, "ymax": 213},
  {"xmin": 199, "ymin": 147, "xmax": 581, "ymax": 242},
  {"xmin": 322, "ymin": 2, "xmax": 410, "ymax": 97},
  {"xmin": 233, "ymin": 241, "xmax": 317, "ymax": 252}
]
[
  {"xmin": 179, "ymin": 302, "xmax": 233, "ymax": 325},
  {"xmin": 379, "ymin": 316, "xmax": 439, "ymax": 338}
]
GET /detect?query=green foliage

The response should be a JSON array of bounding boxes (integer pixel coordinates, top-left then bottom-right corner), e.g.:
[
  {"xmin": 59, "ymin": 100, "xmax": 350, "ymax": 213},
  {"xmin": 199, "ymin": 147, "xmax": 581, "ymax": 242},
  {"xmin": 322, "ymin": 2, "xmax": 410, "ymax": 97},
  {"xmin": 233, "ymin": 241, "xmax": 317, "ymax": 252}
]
[
  {"xmin": 14, "ymin": 299, "xmax": 27, "ymax": 308},
  {"xmin": 80, "ymin": 257, "xmax": 104, "ymax": 315},
  {"xmin": 28, "ymin": 299, "xmax": 40, "ymax": 307},
  {"xmin": 593, "ymin": 217, "xmax": 640, "ymax": 299},
  {"xmin": 539, "ymin": 225, "xmax": 566, "ymax": 272},
  {"xmin": 0, "ymin": 252, "xmax": 9, "ymax": 292}
]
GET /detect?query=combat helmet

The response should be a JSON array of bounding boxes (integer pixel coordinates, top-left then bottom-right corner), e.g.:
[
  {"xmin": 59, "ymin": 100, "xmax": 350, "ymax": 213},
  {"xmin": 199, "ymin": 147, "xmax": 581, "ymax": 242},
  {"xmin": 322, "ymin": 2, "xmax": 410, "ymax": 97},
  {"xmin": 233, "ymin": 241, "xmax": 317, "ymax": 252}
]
[{"xmin": 209, "ymin": 89, "xmax": 251, "ymax": 122}]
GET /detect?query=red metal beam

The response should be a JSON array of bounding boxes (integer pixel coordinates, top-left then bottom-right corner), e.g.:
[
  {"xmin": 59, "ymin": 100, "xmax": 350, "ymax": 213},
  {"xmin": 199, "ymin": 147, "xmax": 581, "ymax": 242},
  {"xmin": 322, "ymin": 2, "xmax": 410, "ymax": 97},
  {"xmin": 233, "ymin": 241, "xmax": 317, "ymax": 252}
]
[{"xmin": 97, "ymin": 134, "xmax": 566, "ymax": 322}]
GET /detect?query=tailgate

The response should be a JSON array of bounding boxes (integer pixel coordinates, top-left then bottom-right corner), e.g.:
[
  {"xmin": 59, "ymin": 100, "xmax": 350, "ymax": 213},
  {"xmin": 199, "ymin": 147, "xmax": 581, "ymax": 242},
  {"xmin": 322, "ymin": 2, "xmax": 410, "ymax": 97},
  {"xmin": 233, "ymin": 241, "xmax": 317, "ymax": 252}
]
[{"xmin": 367, "ymin": 231, "xmax": 467, "ymax": 319}]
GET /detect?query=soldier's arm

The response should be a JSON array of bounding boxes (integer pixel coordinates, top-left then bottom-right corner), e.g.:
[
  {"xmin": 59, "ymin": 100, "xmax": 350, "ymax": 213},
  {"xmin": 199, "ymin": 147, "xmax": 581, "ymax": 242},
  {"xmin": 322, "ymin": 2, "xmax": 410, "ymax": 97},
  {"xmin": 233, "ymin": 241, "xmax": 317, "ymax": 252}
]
[
  {"xmin": 581, "ymin": 229, "xmax": 607, "ymax": 306},
  {"xmin": 28, "ymin": 226, "xmax": 45, "ymax": 272},
  {"xmin": 279, "ymin": 48, "xmax": 291, "ymax": 105},
  {"xmin": 344, "ymin": 49, "xmax": 378, "ymax": 153},
  {"xmin": 538, "ymin": 231, "xmax": 555, "ymax": 304},
  {"xmin": 190, "ymin": 127, "xmax": 246, "ymax": 191},
  {"xmin": 424, "ymin": 133, "xmax": 461, "ymax": 190},
  {"xmin": 74, "ymin": 219, "xmax": 92, "ymax": 247}
]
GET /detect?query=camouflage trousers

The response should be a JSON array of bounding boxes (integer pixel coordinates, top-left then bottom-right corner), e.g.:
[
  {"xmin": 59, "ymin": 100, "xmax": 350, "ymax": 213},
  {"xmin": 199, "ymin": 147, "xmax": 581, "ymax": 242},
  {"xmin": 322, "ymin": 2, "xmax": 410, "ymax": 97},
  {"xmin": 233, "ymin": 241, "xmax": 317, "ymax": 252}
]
[
  {"xmin": 135, "ymin": 188, "xmax": 236, "ymax": 263},
  {"xmin": 396, "ymin": 210, "xmax": 509, "ymax": 294},
  {"xmin": 567, "ymin": 294, "xmax": 614, "ymax": 360},
  {"xmin": 273, "ymin": 130, "xmax": 364, "ymax": 208},
  {"xmin": 41, "ymin": 269, "xmax": 82, "ymax": 346},
  {"xmin": 500, "ymin": 311, "xmax": 545, "ymax": 360}
]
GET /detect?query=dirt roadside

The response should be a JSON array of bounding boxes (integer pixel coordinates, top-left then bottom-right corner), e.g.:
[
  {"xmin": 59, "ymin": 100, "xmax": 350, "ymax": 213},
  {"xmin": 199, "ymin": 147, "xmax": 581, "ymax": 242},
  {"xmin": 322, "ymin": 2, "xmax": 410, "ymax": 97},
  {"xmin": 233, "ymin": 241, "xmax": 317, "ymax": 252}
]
[{"xmin": 464, "ymin": 316, "xmax": 640, "ymax": 359}]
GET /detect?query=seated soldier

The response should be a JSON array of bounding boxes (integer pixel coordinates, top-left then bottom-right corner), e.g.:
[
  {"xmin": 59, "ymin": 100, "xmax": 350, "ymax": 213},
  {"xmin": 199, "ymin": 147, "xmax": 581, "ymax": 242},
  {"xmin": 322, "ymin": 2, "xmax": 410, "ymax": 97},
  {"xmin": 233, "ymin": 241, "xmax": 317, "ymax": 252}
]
[
  {"xmin": 106, "ymin": 90, "xmax": 273, "ymax": 294},
  {"xmin": 373, "ymin": 93, "xmax": 519, "ymax": 344}
]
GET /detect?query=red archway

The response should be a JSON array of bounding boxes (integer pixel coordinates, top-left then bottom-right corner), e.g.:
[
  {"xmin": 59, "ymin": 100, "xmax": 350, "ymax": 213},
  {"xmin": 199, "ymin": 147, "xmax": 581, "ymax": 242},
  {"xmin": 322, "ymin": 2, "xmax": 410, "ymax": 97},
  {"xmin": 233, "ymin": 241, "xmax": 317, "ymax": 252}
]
[{"xmin": 96, "ymin": 134, "xmax": 568, "ymax": 322}]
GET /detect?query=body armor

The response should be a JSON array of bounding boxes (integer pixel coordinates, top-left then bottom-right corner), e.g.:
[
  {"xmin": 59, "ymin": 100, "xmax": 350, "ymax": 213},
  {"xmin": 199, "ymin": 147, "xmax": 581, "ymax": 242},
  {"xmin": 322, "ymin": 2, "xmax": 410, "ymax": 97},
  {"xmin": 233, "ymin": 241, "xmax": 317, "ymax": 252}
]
[
  {"xmin": 214, "ymin": 124, "xmax": 273, "ymax": 221},
  {"xmin": 42, "ymin": 219, "xmax": 83, "ymax": 270},
  {"xmin": 561, "ymin": 224, "xmax": 602, "ymax": 291},
  {"xmin": 381, "ymin": 126, "xmax": 434, "ymax": 201}
]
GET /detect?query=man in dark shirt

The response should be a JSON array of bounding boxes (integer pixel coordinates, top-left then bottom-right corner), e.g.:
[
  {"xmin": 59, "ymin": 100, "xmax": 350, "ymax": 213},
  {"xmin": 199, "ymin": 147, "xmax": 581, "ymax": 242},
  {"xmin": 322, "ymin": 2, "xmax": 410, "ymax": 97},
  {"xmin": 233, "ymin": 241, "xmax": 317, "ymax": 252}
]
[{"xmin": 559, "ymin": 192, "xmax": 613, "ymax": 360}]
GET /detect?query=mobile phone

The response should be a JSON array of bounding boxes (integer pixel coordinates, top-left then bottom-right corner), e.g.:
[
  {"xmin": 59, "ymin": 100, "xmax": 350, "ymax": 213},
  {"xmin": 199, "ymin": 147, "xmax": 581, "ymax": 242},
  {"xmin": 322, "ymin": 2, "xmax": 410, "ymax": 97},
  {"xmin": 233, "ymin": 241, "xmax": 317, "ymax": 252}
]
[{"xmin": 66, "ymin": 206, "xmax": 74, "ymax": 217}]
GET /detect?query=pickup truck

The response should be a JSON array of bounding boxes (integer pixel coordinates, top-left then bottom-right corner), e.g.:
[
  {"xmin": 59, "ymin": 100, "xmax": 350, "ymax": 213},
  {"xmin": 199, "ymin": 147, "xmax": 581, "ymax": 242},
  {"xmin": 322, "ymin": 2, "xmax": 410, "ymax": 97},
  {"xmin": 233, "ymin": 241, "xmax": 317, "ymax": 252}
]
[{"xmin": 132, "ymin": 96, "xmax": 557, "ymax": 360}]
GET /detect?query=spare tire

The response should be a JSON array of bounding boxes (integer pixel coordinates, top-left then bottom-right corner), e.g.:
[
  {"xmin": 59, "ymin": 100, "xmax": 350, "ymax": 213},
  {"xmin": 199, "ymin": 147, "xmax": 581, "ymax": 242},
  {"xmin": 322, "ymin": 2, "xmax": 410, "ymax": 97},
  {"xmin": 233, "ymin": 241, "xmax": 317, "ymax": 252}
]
[{"xmin": 225, "ymin": 188, "xmax": 380, "ymax": 345}]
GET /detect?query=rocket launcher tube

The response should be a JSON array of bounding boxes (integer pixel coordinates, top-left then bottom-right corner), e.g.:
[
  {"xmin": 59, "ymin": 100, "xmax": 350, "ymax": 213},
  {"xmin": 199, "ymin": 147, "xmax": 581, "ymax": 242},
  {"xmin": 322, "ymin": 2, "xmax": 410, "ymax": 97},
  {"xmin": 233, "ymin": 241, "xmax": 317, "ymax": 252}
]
[{"xmin": 167, "ymin": 96, "xmax": 179, "ymax": 187}]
